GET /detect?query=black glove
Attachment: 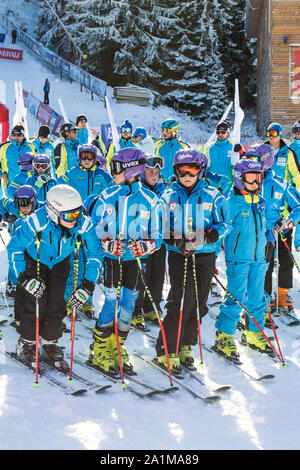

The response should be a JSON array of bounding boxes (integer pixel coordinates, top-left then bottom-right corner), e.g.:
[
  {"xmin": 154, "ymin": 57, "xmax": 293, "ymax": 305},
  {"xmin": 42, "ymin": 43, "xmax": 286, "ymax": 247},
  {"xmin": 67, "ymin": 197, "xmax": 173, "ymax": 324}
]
[
  {"xmin": 265, "ymin": 241, "xmax": 275, "ymax": 263},
  {"xmin": 68, "ymin": 278, "xmax": 95, "ymax": 309},
  {"xmin": 204, "ymin": 229, "xmax": 219, "ymax": 244},
  {"xmin": 3, "ymin": 213, "xmax": 17, "ymax": 224},
  {"xmin": 18, "ymin": 271, "xmax": 46, "ymax": 299}
]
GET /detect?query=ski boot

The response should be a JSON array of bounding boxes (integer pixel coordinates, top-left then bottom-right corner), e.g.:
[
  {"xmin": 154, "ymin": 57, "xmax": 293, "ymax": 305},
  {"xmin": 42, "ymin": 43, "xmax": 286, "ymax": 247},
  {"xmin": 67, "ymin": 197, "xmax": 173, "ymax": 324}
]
[
  {"xmin": 179, "ymin": 345, "xmax": 195, "ymax": 370},
  {"xmin": 264, "ymin": 309, "xmax": 278, "ymax": 329},
  {"xmin": 41, "ymin": 339, "xmax": 69, "ymax": 371},
  {"xmin": 80, "ymin": 302, "xmax": 95, "ymax": 320},
  {"xmin": 143, "ymin": 310, "xmax": 159, "ymax": 326},
  {"xmin": 213, "ymin": 330, "xmax": 241, "ymax": 363},
  {"xmin": 155, "ymin": 353, "xmax": 182, "ymax": 376},
  {"xmin": 111, "ymin": 330, "xmax": 135, "ymax": 375},
  {"xmin": 90, "ymin": 328, "xmax": 119, "ymax": 377},
  {"xmin": 241, "ymin": 330, "xmax": 275, "ymax": 356},
  {"xmin": 278, "ymin": 287, "xmax": 294, "ymax": 314},
  {"xmin": 16, "ymin": 337, "xmax": 40, "ymax": 370},
  {"xmin": 131, "ymin": 313, "xmax": 148, "ymax": 332}
]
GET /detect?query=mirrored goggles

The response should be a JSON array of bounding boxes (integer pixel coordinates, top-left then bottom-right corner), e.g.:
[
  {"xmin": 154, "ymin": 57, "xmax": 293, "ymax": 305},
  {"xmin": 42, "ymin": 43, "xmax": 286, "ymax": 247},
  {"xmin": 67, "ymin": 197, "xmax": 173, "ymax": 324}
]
[
  {"xmin": 177, "ymin": 165, "xmax": 201, "ymax": 177},
  {"xmin": 146, "ymin": 156, "xmax": 164, "ymax": 169},
  {"xmin": 34, "ymin": 162, "xmax": 50, "ymax": 170},
  {"xmin": 161, "ymin": 127, "xmax": 177, "ymax": 135},
  {"xmin": 79, "ymin": 151, "xmax": 95, "ymax": 161},
  {"xmin": 15, "ymin": 197, "xmax": 33, "ymax": 207},
  {"xmin": 60, "ymin": 207, "xmax": 82, "ymax": 222},
  {"xmin": 243, "ymin": 172, "xmax": 262, "ymax": 185},
  {"xmin": 121, "ymin": 127, "xmax": 132, "ymax": 133},
  {"xmin": 266, "ymin": 130, "xmax": 279, "ymax": 137}
]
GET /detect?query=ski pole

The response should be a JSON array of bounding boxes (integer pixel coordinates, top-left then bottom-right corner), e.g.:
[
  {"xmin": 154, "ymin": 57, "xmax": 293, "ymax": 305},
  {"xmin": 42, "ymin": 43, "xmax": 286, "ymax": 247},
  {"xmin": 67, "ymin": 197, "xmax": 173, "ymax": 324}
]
[
  {"xmin": 275, "ymin": 231, "xmax": 279, "ymax": 317},
  {"xmin": 191, "ymin": 253, "xmax": 204, "ymax": 365},
  {"xmin": 69, "ymin": 236, "xmax": 81, "ymax": 382},
  {"xmin": 135, "ymin": 255, "xmax": 174, "ymax": 387},
  {"xmin": 34, "ymin": 233, "xmax": 41, "ymax": 386},
  {"xmin": 279, "ymin": 232, "xmax": 300, "ymax": 275},
  {"xmin": 114, "ymin": 234, "xmax": 126, "ymax": 391},
  {"xmin": 175, "ymin": 257, "xmax": 188, "ymax": 357},
  {"xmin": 213, "ymin": 274, "xmax": 285, "ymax": 365},
  {"xmin": 265, "ymin": 307, "xmax": 285, "ymax": 365}
]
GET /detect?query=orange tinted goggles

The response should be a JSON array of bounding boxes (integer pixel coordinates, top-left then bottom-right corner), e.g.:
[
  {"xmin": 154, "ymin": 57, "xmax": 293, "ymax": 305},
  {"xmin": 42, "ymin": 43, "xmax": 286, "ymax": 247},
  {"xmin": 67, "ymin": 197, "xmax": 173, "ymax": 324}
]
[{"xmin": 177, "ymin": 166, "xmax": 200, "ymax": 177}]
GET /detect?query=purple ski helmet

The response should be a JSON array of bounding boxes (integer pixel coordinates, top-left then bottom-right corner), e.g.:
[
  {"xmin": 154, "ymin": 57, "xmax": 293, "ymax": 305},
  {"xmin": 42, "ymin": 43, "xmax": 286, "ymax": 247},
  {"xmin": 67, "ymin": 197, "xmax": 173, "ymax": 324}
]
[
  {"xmin": 33, "ymin": 154, "xmax": 51, "ymax": 174},
  {"xmin": 18, "ymin": 152, "xmax": 35, "ymax": 172},
  {"xmin": 173, "ymin": 149, "xmax": 208, "ymax": 178},
  {"xmin": 77, "ymin": 144, "xmax": 99, "ymax": 165},
  {"xmin": 245, "ymin": 143, "xmax": 274, "ymax": 172},
  {"xmin": 110, "ymin": 148, "xmax": 146, "ymax": 180},
  {"xmin": 14, "ymin": 185, "xmax": 37, "ymax": 211},
  {"xmin": 233, "ymin": 159, "xmax": 263, "ymax": 193}
]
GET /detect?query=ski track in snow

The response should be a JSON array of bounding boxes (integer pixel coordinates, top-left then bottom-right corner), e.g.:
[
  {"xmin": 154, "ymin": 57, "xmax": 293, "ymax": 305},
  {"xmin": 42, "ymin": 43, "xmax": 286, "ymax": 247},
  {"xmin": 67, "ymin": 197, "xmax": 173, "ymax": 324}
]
[{"xmin": 0, "ymin": 0, "xmax": 299, "ymax": 451}]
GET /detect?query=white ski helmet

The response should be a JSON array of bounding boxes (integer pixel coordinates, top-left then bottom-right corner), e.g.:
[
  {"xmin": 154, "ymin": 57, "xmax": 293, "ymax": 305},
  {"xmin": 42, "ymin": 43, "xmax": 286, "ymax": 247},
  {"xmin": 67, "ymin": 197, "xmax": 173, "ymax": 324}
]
[{"xmin": 46, "ymin": 184, "xmax": 83, "ymax": 224}]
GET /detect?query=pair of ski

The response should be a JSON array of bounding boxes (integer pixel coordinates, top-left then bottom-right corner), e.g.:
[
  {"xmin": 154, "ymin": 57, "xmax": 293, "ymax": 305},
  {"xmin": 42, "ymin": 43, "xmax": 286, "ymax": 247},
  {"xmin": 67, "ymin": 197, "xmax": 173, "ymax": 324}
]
[{"xmin": 4, "ymin": 351, "xmax": 112, "ymax": 396}]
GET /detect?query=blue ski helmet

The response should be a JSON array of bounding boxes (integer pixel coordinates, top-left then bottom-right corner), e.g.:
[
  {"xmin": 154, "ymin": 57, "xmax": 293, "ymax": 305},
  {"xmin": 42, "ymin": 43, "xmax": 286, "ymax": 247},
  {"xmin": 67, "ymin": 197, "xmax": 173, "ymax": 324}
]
[
  {"xmin": 14, "ymin": 185, "xmax": 37, "ymax": 211},
  {"xmin": 245, "ymin": 143, "xmax": 274, "ymax": 172},
  {"xmin": 266, "ymin": 122, "xmax": 283, "ymax": 138},
  {"xmin": 161, "ymin": 118, "xmax": 179, "ymax": 134},
  {"xmin": 173, "ymin": 149, "xmax": 207, "ymax": 178},
  {"xmin": 233, "ymin": 159, "xmax": 263, "ymax": 193},
  {"xmin": 132, "ymin": 127, "xmax": 147, "ymax": 140},
  {"xmin": 120, "ymin": 120, "xmax": 133, "ymax": 133},
  {"xmin": 32, "ymin": 154, "xmax": 51, "ymax": 174},
  {"xmin": 77, "ymin": 143, "xmax": 99, "ymax": 165},
  {"xmin": 18, "ymin": 152, "xmax": 34, "ymax": 172},
  {"xmin": 110, "ymin": 148, "xmax": 146, "ymax": 180}
]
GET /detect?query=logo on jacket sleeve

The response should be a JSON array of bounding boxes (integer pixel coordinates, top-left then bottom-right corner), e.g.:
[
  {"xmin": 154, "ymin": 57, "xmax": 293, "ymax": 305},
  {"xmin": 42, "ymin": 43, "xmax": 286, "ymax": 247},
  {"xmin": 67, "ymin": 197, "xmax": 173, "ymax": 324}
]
[{"xmin": 169, "ymin": 201, "xmax": 177, "ymax": 211}]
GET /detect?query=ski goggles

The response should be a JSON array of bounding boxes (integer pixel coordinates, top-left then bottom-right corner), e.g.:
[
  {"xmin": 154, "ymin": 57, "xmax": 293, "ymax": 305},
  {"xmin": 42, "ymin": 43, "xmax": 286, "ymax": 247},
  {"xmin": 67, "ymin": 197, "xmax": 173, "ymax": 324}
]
[
  {"xmin": 121, "ymin": 127, "xmax": 132, "ymax": 133},
  {"xmin": 161, "ymin": 127, "xmax": 178, "ymax": 135},
  {"xmin": 79, "ymin": 151, "xmax": 95, "ymax": 161},
  {"xmin": 33, "ymin": 162, "xmax": 50, "ymax": 170},
  {"xmin": 12, "ymin": 132, "xmax": 23, "ymax": 137},
  {"xmin": 266, "ymin": 130, "xmax": 279, "ymax": 137},
  {"xmin": 60, "ymin": 207, "xmax": 82, "ymax": 222},
  {"xmin": 110, "ymin": 158, "xmax": 146, "ymax": 175},
  {"xmin": 243, "ymin": 172, "xmax": 262, "ymax": 185},
  {"xmin": 292, "ymin": 126, "xmax": 300, "ymax": 134},
  {"xmin": 216, "ymin": 130, "xmax": 227, "ymax": 135},
  {"xmin": 15, "ymin": 197, "xmax": 34, "ymax": 207},
  {"xmin": 176, "ymin": 165, "xmax": 201, "ymax": 177},
  {"xmin": 145, "ymin": 156, "xmax": 164, "ymax": 169}
]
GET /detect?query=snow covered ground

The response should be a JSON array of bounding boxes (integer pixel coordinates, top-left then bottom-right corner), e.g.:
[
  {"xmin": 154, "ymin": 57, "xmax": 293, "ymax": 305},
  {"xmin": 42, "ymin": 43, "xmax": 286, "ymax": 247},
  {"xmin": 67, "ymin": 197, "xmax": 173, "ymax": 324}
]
[{"xmin": 0, "ymin": 1, "xmax": 299, "ymax": 452}]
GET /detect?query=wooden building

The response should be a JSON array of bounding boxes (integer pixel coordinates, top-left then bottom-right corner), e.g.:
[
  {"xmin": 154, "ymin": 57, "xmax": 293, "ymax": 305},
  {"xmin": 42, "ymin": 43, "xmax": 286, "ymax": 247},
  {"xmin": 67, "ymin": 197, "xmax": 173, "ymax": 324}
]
[{"xmin": 246, "ymin": 0, "xmax": 300, "ymax": 137}]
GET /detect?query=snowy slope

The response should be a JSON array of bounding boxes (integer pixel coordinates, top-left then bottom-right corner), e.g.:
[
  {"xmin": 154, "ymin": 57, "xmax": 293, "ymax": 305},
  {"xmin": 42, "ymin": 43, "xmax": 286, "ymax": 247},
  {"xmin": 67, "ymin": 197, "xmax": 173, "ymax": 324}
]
[{"xmin": 0, "ymin": 1, "xmax": 299, "ymax": 452}]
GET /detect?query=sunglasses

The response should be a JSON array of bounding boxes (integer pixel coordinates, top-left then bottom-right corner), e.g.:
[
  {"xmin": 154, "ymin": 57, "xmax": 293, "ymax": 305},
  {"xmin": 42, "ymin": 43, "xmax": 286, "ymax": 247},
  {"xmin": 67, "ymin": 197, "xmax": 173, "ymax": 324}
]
[
  {"xmin": 177, "ymin": 165, "xmax": 201, "ymax": 177},
  {"xmin": 80, "ymin": 152, "xmax": 95, "ymax": 161},
  {"xmin": 121, "ymin": 127, "xmax": 132, "ymax": 133},
  {"xmin": 292, "ymin": 127, "xmax": 300, "ymax": 134},
  {"xmin": 12, "ymin": 133, "xmax": 23, "ymax": 137},
  {"xmin": 34, "ymin": 163, "xmax": 49, "ymax": 170},
  {"xmin": 146, "ymin": 156, "xmax": 164, "ymax": 169},
  {"xmin": 266, "ymin": 130, "xmax": 279, "ymax": 137},
  {"xmin": 216, "ymin": 130, "xmax": 227, "ymax": 135},
  {"xmin": 60, "ymin": 208, "xmax": 82, "ymax": 222}
]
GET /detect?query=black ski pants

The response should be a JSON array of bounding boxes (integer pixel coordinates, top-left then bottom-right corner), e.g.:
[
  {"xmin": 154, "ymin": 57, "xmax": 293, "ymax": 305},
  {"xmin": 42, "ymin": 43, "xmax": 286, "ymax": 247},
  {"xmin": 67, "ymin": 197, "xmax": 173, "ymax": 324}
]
[
  {"xmin": 264, "ymin": 230, "xmax": 293, "ymax": 295},
  {"xmin": 132, "ymin": 245, "xmax": 166, "ymax": 316},
  {"xmin": 18, "ymin": 253, "xmax": 70, "ymax": 341},
  {"xmin": 156, "ymin": 251, "xmax": 216, "ymax": 356}
]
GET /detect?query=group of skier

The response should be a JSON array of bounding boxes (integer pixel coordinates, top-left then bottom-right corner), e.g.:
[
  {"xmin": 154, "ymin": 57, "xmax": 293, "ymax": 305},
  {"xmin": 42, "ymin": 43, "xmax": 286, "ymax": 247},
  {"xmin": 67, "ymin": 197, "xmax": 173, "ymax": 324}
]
[{"xmin": 0, "ymin": 114, "xmax": 300, "ymax": 378}]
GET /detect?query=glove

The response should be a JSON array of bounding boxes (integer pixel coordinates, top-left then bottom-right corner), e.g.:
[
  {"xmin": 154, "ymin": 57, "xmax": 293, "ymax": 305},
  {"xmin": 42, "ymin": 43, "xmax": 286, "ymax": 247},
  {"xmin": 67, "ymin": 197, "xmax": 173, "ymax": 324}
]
[
  {"xmin": 18, "ymin": 272, "xmax": 46, "ymax": 299},
  {"xmin": 101, "ymin": 235, "xmax": 126, "ymax": 257},
  {"xmin": 128, "ymin": 239, "xmax": 156, "ymax": 258},
  {"xmin": 204, "ymin": 228, "xmax": 219, "ymax": 244},
  {"xmin": 35, "ymin": 174, "xmax": 51, "ymax": 188},
  {"xmin": 3, "ymin": 213, "xmax": 17, "ymax": 224},
  {"xmin": 68, "ymin": 279, "xmax": 95, "ymax": 309},
  {"xmin": 275, "ymin": 218, "xmax": 294, "ymax": 233},
  {"xmin": 265, "ymin": 241, "xmax": 275, "ymax": 263}
]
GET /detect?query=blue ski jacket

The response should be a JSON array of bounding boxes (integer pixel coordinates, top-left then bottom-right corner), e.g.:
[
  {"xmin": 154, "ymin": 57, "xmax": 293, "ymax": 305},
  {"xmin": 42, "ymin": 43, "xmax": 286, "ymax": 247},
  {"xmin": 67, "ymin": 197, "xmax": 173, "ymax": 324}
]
[
  {"xmin": 204, "ymin": 138, "xmax": 233, "ymax": 182},
  {"xmin": 7, "ymin": 206, "xmax": 102, "ymax": 283},
  {"xmin": 30, "ymin": 138, "xmax": 56, "ymax": 176},
  {"xmin": 7, "ymin": 170, "xmax": 33, "ymax": 198},
  {"xmin": 24, "ymin": 174, "xmax": 57, "ymax": 202},
  {"xmin": 0, "ymin": 139, "xmax": 35, "ymax": 184},
  {"xmin": 154, "ymin": 137, "xmax": 189, "ymax": 181},
  {"xmin": 77, "ymin": 128, "xmax": 89, "ymax": 145}
]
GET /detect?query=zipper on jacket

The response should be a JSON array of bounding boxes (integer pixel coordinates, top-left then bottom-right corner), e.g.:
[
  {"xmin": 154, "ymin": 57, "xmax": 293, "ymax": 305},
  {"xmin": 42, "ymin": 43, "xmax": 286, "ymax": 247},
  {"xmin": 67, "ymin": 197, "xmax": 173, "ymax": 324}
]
[
  {"xmin": 251, "ymin": 204, "xmax": 258, "ymax": 261},
  {"xmin": 233, "ymin": 232, "xmax": 240, "ymax": 254}
]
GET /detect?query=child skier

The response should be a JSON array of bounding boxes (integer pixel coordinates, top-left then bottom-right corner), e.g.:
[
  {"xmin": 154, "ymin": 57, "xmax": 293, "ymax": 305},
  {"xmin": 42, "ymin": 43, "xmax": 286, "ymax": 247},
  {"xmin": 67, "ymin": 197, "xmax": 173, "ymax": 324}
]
[
  {"xmin": 90, "ymin": 148, "xmax": 162, "ymax": 376},
  {"xmin": 214, "ymin": 158, "xmax": 274, "ymax": 361},
  {"xmin": 156, "ymin": 149, "xmax": 231, "ymax": 374},
  {"xmin": 7, "ymin": 153, "xmax": 34, "ymax": 198},
  {"xmin": 25, "ymin": 154, "xmax": 56, "ymax": 202}
]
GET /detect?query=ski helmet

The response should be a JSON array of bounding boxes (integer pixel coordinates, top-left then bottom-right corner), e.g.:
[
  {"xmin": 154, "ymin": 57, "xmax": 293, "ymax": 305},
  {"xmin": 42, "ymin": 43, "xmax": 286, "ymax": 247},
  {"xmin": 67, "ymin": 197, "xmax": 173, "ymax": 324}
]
[
  {"xmin": 120, "ymin": 120, "xmax": 133, "ymax": 134},
  {"xmin": 292, "ymin": 120, "xmax": 300, "ymax": 134},
  {"xmin": 132, "ymin": 127, "xmax": 147, "ymax": 140},
  {"xmin": 11, "ymin": 125, "xmax": 25, "ymax": 136},
  {"xmin": 245, "ymin": 143, "xmax": 274, "ymax": 172},
  {"xmin": 216, "ymin": 120, "xmax": 231, "ymax": 133},
  {"xmin": 140, "ymin": 154, "xmax": 164, "ymax": 182},
  {"xmin": 60, "ymin": 122, "xmax": 78, "ymax": 139},
  {"xmin": 18, "ymin": 152, "xmax": 34, "ymax": 172},
  {"xmin": 110, "ymin": 148, "xmax": 146, "ymax": 180},
  {"xmin": 173, "ymin": 149, "xmax": 207, "ymax": 179},
  {"xmin": 95, "ymin": 153, "xmax": 107, "ymax": 171},
  {"xmin": 76, "ymin": 114, "xmax": 88, "ymax": 125},
  {"xmin": 46, "ymin": 184, "xmax": 83, "ymax": 225},
  {"xmin": 266, "ymin": 122, "xmax": 283, "ymax": 138},
  {"xmin": 161, "ymin": 118, "xmax": 179, "ymax": 135},
  {"xmin": 32, "ymin": 154, "xmax": 51, "ymax": 174},
  {"xmin": 77, "ymin": 144, "xmax": 98, "ymax": 165},
  {"xmin": 233, "ymin": 159, "xmax": 263, "ymax": 194},
  {"xmin": 14, "ymin": 185, "xmax": 37, "ymax": 211}
]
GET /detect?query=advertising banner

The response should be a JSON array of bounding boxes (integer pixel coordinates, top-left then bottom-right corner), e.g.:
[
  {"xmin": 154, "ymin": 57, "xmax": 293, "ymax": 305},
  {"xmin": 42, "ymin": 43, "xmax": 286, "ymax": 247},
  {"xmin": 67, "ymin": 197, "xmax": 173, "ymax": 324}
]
[{"xmin": 0, "ymin": 47, "xmax": 23, "ymax": 61}]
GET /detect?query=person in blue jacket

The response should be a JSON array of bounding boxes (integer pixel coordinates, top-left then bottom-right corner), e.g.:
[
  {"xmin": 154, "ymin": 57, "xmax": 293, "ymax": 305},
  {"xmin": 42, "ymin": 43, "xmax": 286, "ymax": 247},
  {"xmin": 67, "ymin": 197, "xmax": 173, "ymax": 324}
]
[
  {"xmin": 214, "ymin": 158, "xmax": 274, "ymax": 362},
  {"xmin": 7, "ymin": 153, "xmax": 34, "ymax": 198},
  {"xmin": 289, "ymin": 120, "xmax": 300, "ymax": 251},
  {"xmin": 30, "ymin": 125, "xmax": 56, "ymax": 177},
  {"xmin": 7, "ymin": 184, "xmax": 102, "ymax": 369},
  {"xmin": 105, "ymin": 120, "xmax": 136, "ymax": 168},
  {"xmin": 203, "ymin": 120, "xmax": 233, "ymax": 185},
  {"xmin": 131, "ymin": 155, "xmax": 167, "ymax": 330},
  {"xmin": 25, "ymin": 154, "xmax": 56, "ymax": 202},
  {"xmin": 156, "ymin": 149, "xmax": 231, "ymax": 373},
  {"xmin": 89, "ymin": 148, "xmax": 162, "ymax": 376},
  {"xmin": 154, "ymin": 118, "xmax": 190, "ymax": 182},
  {"xmin": 76, "ymin": 114, "xmax": 89, "ymax": 145},
  {"xmin": 55, "ymin": 123, "xmax": 80, "ymax": 177}
]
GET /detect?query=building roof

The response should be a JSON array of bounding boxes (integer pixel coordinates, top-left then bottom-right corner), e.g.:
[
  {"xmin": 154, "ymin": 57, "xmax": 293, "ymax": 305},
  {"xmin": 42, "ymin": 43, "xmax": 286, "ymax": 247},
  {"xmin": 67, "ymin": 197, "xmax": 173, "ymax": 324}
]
[{"xmin": 246, "ymin": 0, "xmax": 264, "ymax": 38}]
